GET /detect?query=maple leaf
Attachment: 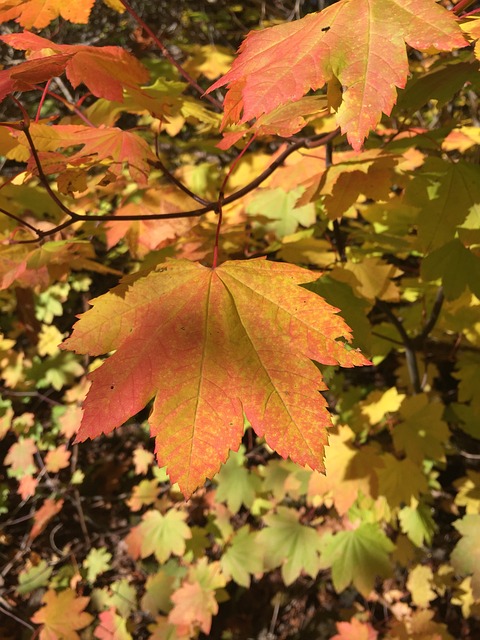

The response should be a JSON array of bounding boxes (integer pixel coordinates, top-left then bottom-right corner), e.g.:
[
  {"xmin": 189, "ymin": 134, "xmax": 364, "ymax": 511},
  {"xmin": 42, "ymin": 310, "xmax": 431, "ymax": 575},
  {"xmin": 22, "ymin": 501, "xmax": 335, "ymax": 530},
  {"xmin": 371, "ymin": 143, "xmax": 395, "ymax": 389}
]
[
  {"xmin": 451, "ymin": 514, "xmax": 480, "ymax": 598},
  {"xmin": 169, "ymin": 581, "xmax": 217, "ymax": 636},
  {"xmin": 319, "ymin": 522, "xmax": 395, "ymax": 596},
  {"xmin": 399, "ymin": 499, "xmax": 436, "ymax": 547},
  {"xmin": 258, "ymin": 506, "xmax": 322, "ymax": 585},
  {"xmin": 107, "ymin": 187, "xmax": 199, "ymax": 256},
  {"xmin": 0, "ymin": 0, "xmax": 96, "ymax": 29},
  {"xmin": 94, "ymin": 607, "xmax": 132, "ymax": 640},
  {"xmin": 217, "ymin": 96, "xmax": 329, "ymax": 150},
  {"xmin": 4, "ymin": 437, "xmax": 37, "ymax": 477},
  {"xmin": 208, "ymin": 0, "xmax": 467, "ymax": 150},
  {"xmin": 31, "ymin": 588, "xmax": 93, "ymax": 639},
  {"xmin": 141, "ymin": 571, "xmax": 176, "ymax": 617},
  {"xmin": 377, "ymin": 455, "xmax": 428, "ymax": 509},
  {"xmin": 15, "ymin": 123, "xmax": 155, "ymax": 185},
  {"xmin": 126, "ymin": 509, "xmax": 192, "ymax": 563},
  {"xmin": 220, "ymin": 526, "xmax": 264, "ymax": 588},
  {"xmin": 62, "ymin": 258, "xmax": 369, "ymax": 496},
  {"xmin": 330, "ymin": 618, "xmax": 378, "ymax": 640},
  {"xmin": 83, "ymin": 547, "xmax": 112, "ymax": 584},
  {"xmin": 214, "ymin": 447, "xmax": 262, "ymax": 514},
  {"xmin": 29, "ymin": 498, "xmax": 64, "ymax": 541},
  {"xmin": 407, "ymin": 564, "xmax": 436, "ymax": 608},
  {"xmin": 44, "ymin": 444, "xmax": 71, "ymax": 473},
  {"xmin": 1, "ymin": 31, "xmax": 149, "ymax": 102}
]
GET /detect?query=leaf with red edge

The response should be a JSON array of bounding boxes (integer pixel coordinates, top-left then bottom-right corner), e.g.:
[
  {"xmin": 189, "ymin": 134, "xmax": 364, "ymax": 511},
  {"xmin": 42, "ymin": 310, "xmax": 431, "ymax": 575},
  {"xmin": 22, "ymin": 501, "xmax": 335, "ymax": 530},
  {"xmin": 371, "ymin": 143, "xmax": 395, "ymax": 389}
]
[
  {"xmin": 0, "ymin": 0, "xmax": 96, "ymax": 29},
  {"xmin": 31, "ymin": 588, "xmax": 93, "ymax": 640},
  {"xmin": 94, "ymin": 607, "xmax": 132, "ymax": 640},
  {"xmin": 62, "ymin": 258, "xmax": 369, "ymax": 496},
  {"xmin": 208, "ymin": 0, "xmax": 467, "ymax": 150},
  {"xmin": 1, "ymin": 31, "xmax": 149, "ymax": 102}
]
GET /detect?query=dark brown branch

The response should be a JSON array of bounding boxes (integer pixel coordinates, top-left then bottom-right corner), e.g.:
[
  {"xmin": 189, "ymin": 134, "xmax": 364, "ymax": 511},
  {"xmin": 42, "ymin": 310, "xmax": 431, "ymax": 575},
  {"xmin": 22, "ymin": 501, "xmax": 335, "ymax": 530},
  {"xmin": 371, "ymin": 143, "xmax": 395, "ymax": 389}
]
[
  {"xmin": 151, "ymin": 149, "xmax": 210, "ymax": 207},
  {"xmin": 2, "ymin": 126, "xmax": 340, "ymax": 241},
  {"xmin": 376, "ymin": 299, "xmax": 421, "ymax": 393},
  {"xmin": 416, "ymin": 287, "xmax": 445, "ymax": 345},
  {"xmin": 20, "ymin": 125, "xmax": 82, "ymax": 221},
  {"xmin": 0, "ymin": 207, "xmax": 41, "ymax": 237},
  {"xmin": 324, "ymin": 138, "xmax": 346, "ymax": 262}
]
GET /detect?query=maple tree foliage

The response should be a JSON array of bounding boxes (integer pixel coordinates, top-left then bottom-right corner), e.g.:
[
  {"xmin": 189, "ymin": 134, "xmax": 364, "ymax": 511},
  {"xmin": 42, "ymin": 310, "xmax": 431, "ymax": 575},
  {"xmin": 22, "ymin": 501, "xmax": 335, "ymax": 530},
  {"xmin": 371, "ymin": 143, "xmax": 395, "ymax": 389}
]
[
  {"xmin": 0, "ymin": 0, "xmax": 480, "ymax": 638},
  {"xmin": 63, "ymin": 258, "xmax": 368, "ymax": 494}
]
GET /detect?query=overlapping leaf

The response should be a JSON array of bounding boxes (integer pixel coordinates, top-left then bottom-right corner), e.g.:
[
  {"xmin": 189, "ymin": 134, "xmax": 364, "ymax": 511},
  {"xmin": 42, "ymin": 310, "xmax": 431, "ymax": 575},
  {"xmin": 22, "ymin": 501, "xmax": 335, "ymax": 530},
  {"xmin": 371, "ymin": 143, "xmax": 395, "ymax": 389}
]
[
  {"xmin": 208, "ymin": 0, "xmax": 467, "ymax": 149},
  {"xmin": 0, "ymin": 31, "xmax": 149, "ymax": 102},
  {"xmin": 62, "ymin": 258, "xmax": 369, "ymax": 496}
]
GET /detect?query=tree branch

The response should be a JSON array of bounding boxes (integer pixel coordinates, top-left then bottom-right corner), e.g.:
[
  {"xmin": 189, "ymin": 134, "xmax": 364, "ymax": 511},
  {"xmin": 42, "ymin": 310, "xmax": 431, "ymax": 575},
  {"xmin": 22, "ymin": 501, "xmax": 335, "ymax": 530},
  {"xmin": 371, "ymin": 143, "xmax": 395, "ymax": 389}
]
[{"xmin": 1, "ymin": 124, "xmax": 340, "ymax": 242}]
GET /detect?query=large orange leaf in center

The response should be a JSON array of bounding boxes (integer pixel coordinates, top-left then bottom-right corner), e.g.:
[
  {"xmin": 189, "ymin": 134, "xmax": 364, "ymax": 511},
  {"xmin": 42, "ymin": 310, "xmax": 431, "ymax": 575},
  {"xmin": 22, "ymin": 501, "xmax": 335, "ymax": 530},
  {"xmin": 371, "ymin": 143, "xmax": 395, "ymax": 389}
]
[{"xmin": 62, "ymin": 259, "xmax": 369, "ymax": 496}]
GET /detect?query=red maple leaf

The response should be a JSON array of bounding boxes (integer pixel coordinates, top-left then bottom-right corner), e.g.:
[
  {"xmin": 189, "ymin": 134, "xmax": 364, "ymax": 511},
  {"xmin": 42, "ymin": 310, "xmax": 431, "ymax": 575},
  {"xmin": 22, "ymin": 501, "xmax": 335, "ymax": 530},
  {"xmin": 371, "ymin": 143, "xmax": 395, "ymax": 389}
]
[
  {"xmin": 208, "ymin": 0, "xmax": 467, "ymax": 150},
  {"xmin": 0, "ymin": 30, "xmax": 149, "ymax": 102}
]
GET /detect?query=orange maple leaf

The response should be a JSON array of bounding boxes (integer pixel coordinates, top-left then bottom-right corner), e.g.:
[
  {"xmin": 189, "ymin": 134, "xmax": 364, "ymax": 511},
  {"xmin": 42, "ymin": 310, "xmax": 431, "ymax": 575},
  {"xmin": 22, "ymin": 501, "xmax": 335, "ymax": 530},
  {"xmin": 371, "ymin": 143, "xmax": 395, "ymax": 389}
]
[
  {"xmin": 169, "ymin": 581, "xmax": 218, "ymax": 636},
  {"xmin": 17, "ymin": 123, "xmax": 156, "ymax": 185},
  {"xmin": 0, "ymin": 0, "xmax": 96, "ymax": 29},
  {"xmin": 331, "ymin": 618, "xmax": 378, "ymax": 640},
  {"xmin": 62, "ymin": 258, "xmax": 369, "ymax": 496},
  {"xmin": 29, "ymin": 498, "xmax": 64, "ymax": 541},
  {"xmin": 1, "ymin": 30, "xmax": 149, "ymax": 102},
  {"xmin": 208, "ymin": 0, "xmax": 467, "ymax": 150},
  {"xmin": 31, "ymin": 588, "xmax": 93, "ymax": 640}
]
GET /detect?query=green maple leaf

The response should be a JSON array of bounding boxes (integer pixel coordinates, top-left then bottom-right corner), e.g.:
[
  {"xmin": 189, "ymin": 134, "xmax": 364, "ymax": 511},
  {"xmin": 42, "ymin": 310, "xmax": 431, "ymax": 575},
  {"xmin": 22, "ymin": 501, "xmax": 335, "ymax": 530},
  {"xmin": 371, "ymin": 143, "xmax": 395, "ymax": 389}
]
[
  {"xmin": 393, "ymin": 394, "xmax": 450, "ymax": 463},
  {"xmin": 17, "ymin": 560, "xmax": 53, "ymax": 595},
  {"xmin": 246, "ymin": 187, "xmax": 316, "ymax": 237},
  {"xmin": 135, "ymin": 509, "xmax": 192, "ymax": 564},
  {"xmin": 220, "ymin": 526, "xmax": 264, "ymax": 588},
  {"xmin": 319, "ymin": 522, "xmax": 395, "ymax": 596},
  {"xmin": 399, "ymin": 500, "xmax": 436, "ymax": 547},
  {"xmin": 405, "ymin": 158, "xmax": 480, "ymax": 252},
  {"xmin": 377, "ymin": 454, "xmax": 428, "ymax": 508},
  {"xmin": 257, "ymin": 506, "xmax": 322, "ymax": 585},
  {"xmin": 214, "ymin": 447, "xmax": 262, "ymax": 514},
  {"xmin": 451, "ymin": 515, "xmax": 480, "ymax": 598},
  {"xmin": 141, "ymin": 570, "xmax": 176, "ymax": 616},
  {"xmin": 83, "ymin": 547, "xmax": 112, "ymax": 584},
  {"xmin": 304, "ymin": 276, "xmax": 372, "ymax": 353},
  {"xmin": 421, "ymin": 239, "xmax": 480, "ymax": 300}
]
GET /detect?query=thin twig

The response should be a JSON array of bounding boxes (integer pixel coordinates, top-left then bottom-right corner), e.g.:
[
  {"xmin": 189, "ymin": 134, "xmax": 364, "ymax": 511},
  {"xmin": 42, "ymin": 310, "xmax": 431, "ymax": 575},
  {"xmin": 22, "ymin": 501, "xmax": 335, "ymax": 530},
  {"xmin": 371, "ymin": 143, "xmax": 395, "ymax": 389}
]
[
  {"xmin": 152, "ymin": 144, "xmax": 210, "ymax": 206},
  {"xmin": 117, "ymin": 0, "xmax": 223, "ymax": 110}
]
